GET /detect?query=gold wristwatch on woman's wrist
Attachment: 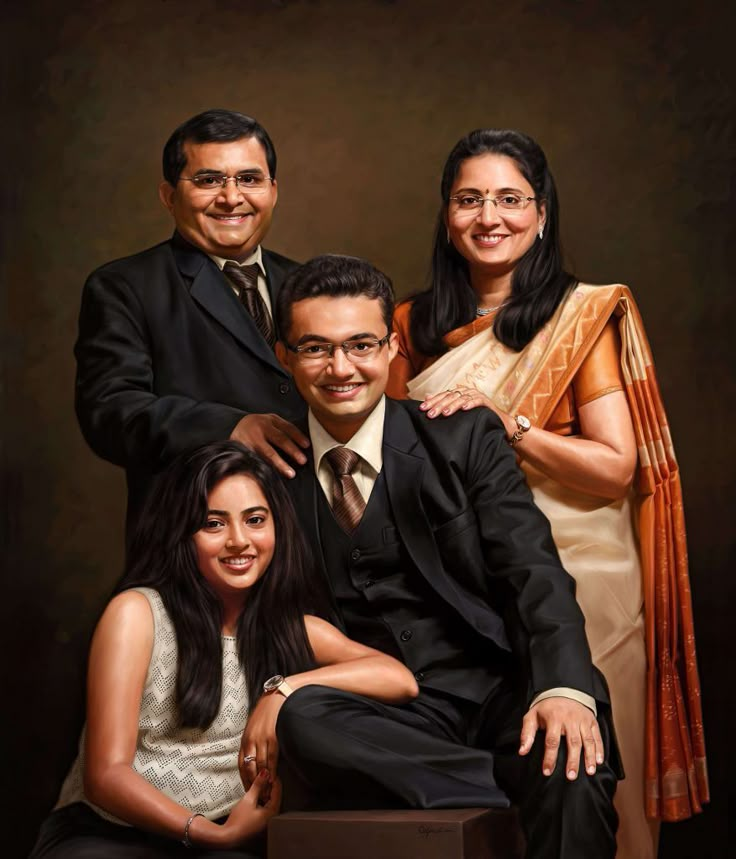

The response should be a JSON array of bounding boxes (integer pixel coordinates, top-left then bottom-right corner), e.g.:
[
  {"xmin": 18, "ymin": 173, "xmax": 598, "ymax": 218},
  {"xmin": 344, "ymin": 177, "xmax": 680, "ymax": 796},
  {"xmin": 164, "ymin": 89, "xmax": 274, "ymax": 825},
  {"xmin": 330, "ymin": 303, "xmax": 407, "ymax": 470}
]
[
  {"xmin": 509, "ymin": 414, "xmax": 531, "ymax": 446},
  {"xmin": 262, "ymin": 674, "xmax": 294, "ymax": 698}
]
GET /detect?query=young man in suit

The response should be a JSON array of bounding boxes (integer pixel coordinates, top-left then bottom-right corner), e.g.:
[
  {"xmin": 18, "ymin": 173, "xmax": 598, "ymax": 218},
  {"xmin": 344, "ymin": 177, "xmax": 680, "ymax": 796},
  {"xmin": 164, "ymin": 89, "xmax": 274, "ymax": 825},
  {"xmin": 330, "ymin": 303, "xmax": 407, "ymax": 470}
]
[
  {"xmin": 241, "ymin": 255, "xmax": 619, "ymax": 858},
  {"xmin": 75, "ymin": 109, "xmax": 310, "ymax": 529}
]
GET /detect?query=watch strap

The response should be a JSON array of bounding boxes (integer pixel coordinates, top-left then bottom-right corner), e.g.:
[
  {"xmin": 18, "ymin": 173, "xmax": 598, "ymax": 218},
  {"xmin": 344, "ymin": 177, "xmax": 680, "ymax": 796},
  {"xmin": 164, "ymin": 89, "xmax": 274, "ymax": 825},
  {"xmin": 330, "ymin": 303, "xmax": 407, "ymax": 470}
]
[
  {"xmin": 276, "ymin": 679, "xmax": 294, "ymax": 698},
  {"xmin": 263, "ymin": 674, "xmax": 294, "ymax": 698}
]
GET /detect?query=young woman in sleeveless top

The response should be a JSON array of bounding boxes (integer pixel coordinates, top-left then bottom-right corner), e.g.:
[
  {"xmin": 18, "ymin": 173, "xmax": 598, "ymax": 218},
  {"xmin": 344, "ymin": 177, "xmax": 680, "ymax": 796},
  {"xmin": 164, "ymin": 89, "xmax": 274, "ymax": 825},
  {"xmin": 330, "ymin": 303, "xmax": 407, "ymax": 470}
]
[
  {"xmin": 31, "ymin": 441, "xmax": 417, "ymax": 857},
  {"xmin": 386, "ymin": 129, "xmax": 708, "ymax": 859}
]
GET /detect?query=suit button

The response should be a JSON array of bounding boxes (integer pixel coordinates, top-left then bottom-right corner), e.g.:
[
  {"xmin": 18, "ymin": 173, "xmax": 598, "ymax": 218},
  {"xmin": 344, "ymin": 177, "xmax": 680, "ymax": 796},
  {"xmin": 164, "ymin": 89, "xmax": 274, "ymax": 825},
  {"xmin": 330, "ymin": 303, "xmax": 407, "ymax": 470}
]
[
  {"xmin": 400, "ymin": 629, "xmax": 413, "ymax": 642},
  {"xmin": 364, "ymin": 579, "xmax": 374, "ymax": 588},
  {"xmin": 350, "ymin": 549, "xmax": 361, "ymax": 561},
  {"xmin": 414, "ymin": 671, "xmax": 425, "ymax": 682},
  {"xmin": 279, "ymin": 383, "xmax": 290, "ymax": 394}
]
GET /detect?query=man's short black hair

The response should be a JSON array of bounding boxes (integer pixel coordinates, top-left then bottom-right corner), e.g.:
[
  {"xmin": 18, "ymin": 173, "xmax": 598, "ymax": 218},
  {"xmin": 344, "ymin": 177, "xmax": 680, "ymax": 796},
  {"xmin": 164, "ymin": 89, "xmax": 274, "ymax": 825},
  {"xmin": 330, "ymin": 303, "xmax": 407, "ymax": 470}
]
[
  {"xmin": 276, "ymin": 255, "xmax": 395, "ymax": 341},
  {"xmin": 162, "ymin": 109, "xmax": 277, "ymax": 185}
]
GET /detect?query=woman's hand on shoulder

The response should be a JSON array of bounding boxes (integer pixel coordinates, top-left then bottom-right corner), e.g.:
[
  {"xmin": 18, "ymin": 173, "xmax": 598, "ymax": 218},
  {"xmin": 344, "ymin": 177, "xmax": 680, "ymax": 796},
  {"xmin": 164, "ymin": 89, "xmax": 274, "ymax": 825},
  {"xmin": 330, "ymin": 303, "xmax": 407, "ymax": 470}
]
[{"xmin": 420, "ymin": 385, "xmax": 516, "ymax": 436}]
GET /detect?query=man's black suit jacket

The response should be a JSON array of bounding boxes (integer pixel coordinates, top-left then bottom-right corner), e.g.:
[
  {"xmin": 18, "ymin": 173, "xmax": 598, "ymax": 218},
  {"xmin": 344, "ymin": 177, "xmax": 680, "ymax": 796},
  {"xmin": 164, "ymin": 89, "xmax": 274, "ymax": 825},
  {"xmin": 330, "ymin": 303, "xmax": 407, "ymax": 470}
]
[
  {"xmin": 293, "ymin": 398, "xmax": 611, "ymax": 711},
  {"xmin": 75, "ymin": 233, "xmax": 305, "ymax": 521}
]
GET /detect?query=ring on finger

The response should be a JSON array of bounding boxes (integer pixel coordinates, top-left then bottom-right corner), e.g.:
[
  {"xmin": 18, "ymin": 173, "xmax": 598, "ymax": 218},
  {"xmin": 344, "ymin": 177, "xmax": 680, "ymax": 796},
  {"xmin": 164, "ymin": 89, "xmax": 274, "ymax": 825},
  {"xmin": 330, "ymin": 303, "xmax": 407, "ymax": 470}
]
[{"xmin": 242, "ymin": 754, "xmax": 257, "ymax": 763}]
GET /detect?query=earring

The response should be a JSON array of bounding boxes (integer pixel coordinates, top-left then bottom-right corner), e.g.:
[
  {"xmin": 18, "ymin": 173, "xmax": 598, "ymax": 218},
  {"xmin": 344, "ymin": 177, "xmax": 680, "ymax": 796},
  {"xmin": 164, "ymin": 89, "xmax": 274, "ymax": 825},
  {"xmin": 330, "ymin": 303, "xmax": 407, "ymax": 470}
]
[
  {"xmin": 538, "ymin": 225, "xmax": 544, "ymax": 240},
  {"xmin": 446, "ymin": 226, "xmax": 451, "ymax": 243}
]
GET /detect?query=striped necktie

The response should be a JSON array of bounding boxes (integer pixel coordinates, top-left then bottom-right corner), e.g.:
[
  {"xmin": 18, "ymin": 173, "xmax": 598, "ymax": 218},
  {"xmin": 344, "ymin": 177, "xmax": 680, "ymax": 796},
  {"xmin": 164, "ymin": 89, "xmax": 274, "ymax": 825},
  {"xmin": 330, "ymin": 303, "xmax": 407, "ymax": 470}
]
[
  {"xmin": 223, "ymin": 261, "xmax": 276, "ymax": 347},
  {"xmin": 325, "ymin": 447, "xmax": 366, "ymax": 533}
]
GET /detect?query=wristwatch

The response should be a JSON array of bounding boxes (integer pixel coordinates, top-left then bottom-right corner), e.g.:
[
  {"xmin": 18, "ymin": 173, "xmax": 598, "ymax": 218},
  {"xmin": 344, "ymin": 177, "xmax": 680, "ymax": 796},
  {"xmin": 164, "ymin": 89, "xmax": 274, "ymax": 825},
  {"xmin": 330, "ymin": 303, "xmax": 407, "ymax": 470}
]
[
  {"xmin": 262, "ymin": 674, "xmax": 294, "ymax": 698},
  {"xmin": 509, "ymin": 414, "xmax": 531, "ymax": 446}
]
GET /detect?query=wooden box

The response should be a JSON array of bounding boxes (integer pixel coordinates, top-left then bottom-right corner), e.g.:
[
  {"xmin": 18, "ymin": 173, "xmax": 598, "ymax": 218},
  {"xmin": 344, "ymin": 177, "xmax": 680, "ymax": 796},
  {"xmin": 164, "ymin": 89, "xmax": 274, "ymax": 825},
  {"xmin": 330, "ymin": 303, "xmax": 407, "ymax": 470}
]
[{"xmin": 268, "ymin": 808, "xmax": 524, "ymax": 859}]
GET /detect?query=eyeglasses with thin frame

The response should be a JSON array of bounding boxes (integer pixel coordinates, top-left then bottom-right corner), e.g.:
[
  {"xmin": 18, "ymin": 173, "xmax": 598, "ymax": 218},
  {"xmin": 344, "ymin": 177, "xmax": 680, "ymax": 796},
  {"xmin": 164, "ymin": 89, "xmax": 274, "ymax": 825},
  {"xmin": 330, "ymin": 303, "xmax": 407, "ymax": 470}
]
[
  {"xmin": 286, "ymin": 334, "xmax": 391, "ymax": 364},
  {"xmin": 449, "ymin": 193, "xmax": 538, "ymax": 215},
  {"xmin": 178, "ymin": 172, "xmax": 274, "ymax": 195}
]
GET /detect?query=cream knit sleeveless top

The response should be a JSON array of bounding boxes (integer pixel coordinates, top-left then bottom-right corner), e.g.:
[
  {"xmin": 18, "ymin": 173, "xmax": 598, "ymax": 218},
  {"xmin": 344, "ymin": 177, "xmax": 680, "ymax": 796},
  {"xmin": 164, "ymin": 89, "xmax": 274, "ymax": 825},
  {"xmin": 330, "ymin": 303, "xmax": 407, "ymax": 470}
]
[{"xmin": 56, "ymin": 587, "xmax": 248, "ymax": 822}]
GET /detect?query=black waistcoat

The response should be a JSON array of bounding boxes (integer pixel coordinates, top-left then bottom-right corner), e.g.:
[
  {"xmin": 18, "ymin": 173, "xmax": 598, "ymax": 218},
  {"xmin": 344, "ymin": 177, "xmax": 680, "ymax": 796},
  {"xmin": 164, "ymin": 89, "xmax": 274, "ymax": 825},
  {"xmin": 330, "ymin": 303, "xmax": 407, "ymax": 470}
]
[{"xmin": 316, "ymin": 471, "xmax": 507, "ymax": 703}]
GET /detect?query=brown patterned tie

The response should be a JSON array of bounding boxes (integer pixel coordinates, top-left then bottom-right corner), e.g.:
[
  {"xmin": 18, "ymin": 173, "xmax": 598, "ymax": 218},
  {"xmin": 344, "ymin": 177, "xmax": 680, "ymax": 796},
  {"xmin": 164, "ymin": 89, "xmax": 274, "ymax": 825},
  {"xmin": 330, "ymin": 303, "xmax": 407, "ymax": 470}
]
[
  {"xmin": 324, "ymin": 447, "xmax": 366, "ymax": 533},
  {"xmin": 223, "ymin": 261, "xmax": 276, "ymax": 347}
]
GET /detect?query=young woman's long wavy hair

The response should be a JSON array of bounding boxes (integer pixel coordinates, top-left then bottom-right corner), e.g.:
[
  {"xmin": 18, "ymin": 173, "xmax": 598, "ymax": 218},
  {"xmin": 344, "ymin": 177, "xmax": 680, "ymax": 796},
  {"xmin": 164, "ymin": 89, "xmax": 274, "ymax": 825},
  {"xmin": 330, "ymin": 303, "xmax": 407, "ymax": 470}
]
[
  {"xmin": 410, "ymin": 129, "xmax": 577, "ymax": 355},
  {"xmin": 115, "ymin": 442, "xmax": 326, "ymax": 729}
]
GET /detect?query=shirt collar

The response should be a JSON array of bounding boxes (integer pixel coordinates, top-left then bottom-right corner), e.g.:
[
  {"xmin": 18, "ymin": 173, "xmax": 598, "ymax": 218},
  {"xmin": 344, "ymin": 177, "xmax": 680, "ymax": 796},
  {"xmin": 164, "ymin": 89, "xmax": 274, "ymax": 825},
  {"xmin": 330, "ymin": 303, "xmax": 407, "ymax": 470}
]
[
  {"xmin": 208, "ymin": 245, "xmax": 265, "ymax": 277},
  {"xmin": 309, "ymin": 396, "xmax": 386, "ymax": 475}
]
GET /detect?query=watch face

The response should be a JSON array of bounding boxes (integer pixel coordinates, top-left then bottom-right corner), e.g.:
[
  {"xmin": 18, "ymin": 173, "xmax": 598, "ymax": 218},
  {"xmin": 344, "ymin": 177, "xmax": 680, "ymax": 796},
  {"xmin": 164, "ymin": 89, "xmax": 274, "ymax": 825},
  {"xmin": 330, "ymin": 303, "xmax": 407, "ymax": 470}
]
[
  {"xmin": 516, "ymin": 415, "xmax": 531, "ymax": 431},
  {"xmin": 263, "ymin": 674, "xmax": 284, "ymax": 692}
]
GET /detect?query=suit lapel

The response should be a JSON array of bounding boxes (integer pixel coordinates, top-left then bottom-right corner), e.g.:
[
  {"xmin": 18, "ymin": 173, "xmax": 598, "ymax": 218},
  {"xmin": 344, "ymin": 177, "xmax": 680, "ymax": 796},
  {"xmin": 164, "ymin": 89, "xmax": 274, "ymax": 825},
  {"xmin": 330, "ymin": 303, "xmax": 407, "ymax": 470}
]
[
  {"xmin": 262, "ymin": 250, "xmax": 295, "ymax": 343},
  {"xmin": 382, "ymin": 401, "xmax": 470, "ymax": 616},
  {"xmin": 261, "ymin": 250, "xmax": 286, "ymax": 304},
  {"xmin": 172, "ymin": 235, "xmax": 286, "ymax": 374},
  {"xmin": 382, "ymin": 400, "xmax": 510, "ymax": 646}
]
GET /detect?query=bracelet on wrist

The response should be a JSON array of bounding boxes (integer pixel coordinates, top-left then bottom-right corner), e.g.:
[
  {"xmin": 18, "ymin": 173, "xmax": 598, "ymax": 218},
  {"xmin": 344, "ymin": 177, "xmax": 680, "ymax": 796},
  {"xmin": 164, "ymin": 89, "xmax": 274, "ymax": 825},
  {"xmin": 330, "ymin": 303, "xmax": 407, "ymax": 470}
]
[{"xmin": 182, "ymin": 812, "xmax": 205, "ymax": 848}]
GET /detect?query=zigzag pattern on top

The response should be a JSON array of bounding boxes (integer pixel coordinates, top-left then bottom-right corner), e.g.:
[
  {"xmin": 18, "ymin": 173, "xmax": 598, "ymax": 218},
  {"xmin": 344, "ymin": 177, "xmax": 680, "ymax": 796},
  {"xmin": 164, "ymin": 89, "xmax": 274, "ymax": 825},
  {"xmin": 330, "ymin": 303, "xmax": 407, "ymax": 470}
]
[{"xmin": 56, "ymin": 587, "xmax": 249, "ymax": 822}]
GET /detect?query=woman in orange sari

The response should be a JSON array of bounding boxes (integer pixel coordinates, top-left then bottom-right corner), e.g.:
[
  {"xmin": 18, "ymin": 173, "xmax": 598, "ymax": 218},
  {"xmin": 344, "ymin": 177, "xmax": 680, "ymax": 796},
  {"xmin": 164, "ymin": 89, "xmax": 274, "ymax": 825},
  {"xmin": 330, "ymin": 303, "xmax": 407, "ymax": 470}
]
[{"xmin": 387, "ymin": 129, "xmax": 708, "ymax": 859}]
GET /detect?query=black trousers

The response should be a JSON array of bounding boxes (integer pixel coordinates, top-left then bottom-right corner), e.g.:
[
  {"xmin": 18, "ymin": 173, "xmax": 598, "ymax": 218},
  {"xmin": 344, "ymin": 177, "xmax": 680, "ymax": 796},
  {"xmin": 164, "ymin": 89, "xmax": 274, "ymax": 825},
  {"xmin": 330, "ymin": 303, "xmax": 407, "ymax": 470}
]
[
  {"xmin": 29, "ymin": 802, "xmax": 265, "ymax": 859},
  {"xmin": 276, "ymin": 684, "xmax": 618, "ymax": 859}
]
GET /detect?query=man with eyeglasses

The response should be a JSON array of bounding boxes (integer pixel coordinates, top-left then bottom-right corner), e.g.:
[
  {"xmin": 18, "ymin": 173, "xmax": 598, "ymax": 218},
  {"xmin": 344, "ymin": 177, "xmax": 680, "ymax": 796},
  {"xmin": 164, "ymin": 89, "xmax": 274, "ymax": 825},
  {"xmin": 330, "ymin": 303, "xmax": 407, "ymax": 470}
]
[
  {"xmin": 75, "ymin": 109, "xmax": 310, "ymax": 532},
  {"xmin": 238, "ymin": 254, "xmax": 619, "ymax": 859}
]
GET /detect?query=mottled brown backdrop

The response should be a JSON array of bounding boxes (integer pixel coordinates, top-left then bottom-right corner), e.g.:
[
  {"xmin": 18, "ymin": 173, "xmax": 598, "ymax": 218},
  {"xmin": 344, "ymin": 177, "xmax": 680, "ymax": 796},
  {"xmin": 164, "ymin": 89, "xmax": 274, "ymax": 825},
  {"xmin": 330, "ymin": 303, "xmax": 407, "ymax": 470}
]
[{"xmin": 3, "ymin": 0, "xmax": 733, "ymax": 856}]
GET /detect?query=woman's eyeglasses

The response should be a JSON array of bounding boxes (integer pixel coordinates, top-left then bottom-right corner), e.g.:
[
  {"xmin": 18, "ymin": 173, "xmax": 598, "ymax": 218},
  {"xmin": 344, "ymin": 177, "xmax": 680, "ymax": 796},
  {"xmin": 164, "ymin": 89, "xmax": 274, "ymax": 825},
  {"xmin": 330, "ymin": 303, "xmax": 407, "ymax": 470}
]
[{"xmin": 449, "ymin": 193, "xmax": 537, "ymax": 214}]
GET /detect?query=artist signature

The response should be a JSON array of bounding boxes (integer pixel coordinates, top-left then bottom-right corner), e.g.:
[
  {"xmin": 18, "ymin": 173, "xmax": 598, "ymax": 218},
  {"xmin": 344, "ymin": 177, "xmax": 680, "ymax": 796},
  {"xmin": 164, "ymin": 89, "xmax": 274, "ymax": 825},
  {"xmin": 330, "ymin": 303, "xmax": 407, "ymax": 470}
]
[{"xmin": 417, "ymin": 825, "xmax": 454, "ymax": 838}]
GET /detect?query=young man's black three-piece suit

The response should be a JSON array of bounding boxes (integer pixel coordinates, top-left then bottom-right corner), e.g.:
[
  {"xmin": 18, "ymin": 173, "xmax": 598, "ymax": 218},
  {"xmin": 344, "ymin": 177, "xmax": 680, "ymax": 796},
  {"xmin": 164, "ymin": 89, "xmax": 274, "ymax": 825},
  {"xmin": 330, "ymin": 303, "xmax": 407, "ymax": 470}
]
[{"xmin": 278, "ymin": 398, "xmax": 620, "ymax": 859}]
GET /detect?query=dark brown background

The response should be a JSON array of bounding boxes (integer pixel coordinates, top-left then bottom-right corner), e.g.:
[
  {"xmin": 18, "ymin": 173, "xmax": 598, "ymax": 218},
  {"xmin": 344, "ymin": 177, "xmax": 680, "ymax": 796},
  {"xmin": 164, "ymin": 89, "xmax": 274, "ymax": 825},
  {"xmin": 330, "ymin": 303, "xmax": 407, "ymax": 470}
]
[{"xmin": 3, "ymin": 1, "xmax": 733, "ymax": 856}]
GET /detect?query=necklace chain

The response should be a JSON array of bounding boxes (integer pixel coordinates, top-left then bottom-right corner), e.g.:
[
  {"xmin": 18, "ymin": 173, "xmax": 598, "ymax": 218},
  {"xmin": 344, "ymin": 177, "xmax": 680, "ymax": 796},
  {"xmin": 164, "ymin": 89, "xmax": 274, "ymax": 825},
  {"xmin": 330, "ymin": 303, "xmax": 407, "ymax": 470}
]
[{"xmin": 476, "ymin": 301, "xmax": 509, "ymax": 317}]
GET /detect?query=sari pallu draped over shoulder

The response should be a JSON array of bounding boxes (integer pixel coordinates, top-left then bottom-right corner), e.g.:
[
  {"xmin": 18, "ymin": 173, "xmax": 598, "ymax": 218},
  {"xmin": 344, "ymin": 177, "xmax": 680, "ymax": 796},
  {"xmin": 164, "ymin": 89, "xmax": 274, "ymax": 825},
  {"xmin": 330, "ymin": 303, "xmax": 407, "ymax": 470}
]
[{"xmin": 406, "ymin": 284, "xmax": 708, "ymax": 821}]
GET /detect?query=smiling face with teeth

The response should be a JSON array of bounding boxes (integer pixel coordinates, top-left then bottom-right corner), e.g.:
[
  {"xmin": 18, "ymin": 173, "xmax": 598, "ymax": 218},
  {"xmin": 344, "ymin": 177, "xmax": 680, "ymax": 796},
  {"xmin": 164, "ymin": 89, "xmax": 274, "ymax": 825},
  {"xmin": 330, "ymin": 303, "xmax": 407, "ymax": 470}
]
[
  {"xmin": 192, "ymin": 473, "xmax": 276, "ymax": 609},
  {"xmin": 277, "ymin": 295, "xmax": 398, "ymax": 443},
  {"xmin": 158, "ymin": 137, "xmax": 278, "ymax": 261},
  {"xmin": 446, "ymin": 153, "xmax": 545, "ymax": 291}
]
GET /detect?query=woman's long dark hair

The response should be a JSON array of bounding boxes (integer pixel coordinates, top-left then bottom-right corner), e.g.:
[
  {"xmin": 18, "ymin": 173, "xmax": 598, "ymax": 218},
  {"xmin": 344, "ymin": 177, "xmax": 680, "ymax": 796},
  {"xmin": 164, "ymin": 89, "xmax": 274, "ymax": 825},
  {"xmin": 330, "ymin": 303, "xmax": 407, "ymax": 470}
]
[
  {"xmin": 116, "ymin": 442, "xmax": 326, "ymax": 729},
  {"xmin": 410, "ymin": 129, "xmax": 577, "ymax": 354}
]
